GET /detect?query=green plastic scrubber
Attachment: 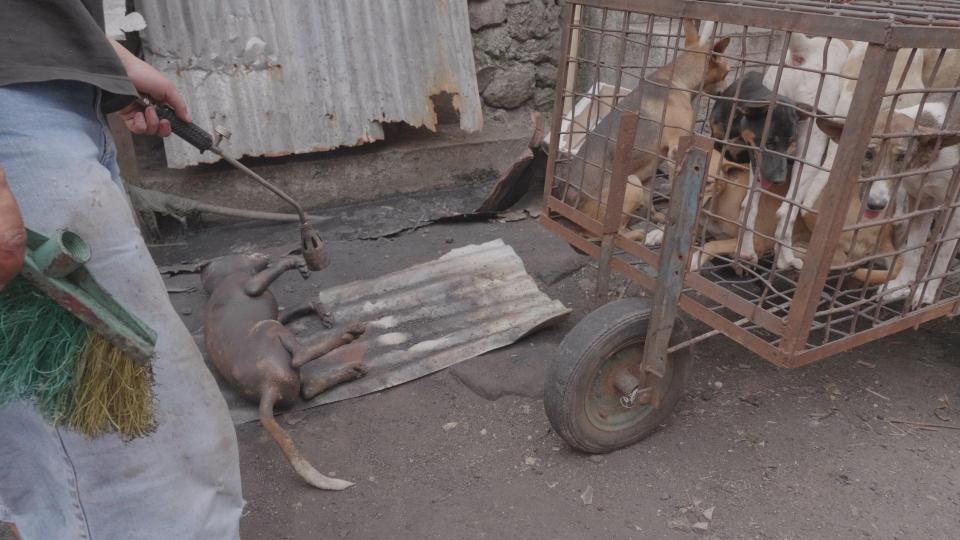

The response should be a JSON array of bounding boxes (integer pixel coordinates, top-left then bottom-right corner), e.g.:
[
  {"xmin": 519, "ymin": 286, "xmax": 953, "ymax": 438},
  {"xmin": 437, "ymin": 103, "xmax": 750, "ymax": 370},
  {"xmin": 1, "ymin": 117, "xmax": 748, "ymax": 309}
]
[{"xmin": 0, "ymin": 228, "xmax": 157, "ymax": 438}]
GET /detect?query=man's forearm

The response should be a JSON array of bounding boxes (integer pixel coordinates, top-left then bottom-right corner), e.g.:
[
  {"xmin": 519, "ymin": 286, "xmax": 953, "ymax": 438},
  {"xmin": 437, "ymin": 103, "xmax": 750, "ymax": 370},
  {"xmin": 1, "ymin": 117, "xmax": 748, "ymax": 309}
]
[
  {"xmin": 0, "ymin": 168, "xmax": 25, "ymax": 290},
  {"xmin": 109, "ymin": 38, "xmax": 140, "ymax": 73}
]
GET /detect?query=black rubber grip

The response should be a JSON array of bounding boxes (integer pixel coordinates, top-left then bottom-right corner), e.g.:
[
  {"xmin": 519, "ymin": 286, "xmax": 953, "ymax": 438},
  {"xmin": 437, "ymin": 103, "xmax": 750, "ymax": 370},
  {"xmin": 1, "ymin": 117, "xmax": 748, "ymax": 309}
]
[{"xmin": 155, "ymin": 104, "xmax": 213, "ymax": 152}]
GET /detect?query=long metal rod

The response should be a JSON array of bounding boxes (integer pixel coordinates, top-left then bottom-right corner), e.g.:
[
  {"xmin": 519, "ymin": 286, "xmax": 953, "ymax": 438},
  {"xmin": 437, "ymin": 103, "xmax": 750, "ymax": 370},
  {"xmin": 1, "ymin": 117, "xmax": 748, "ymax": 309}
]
[
  {"xmin": 667, "ymin": 317, "xmax": 750, "ymax": 354},
  {"xmin": 211, "ymin": 148, "xmax": 307, "ymax": 224}
]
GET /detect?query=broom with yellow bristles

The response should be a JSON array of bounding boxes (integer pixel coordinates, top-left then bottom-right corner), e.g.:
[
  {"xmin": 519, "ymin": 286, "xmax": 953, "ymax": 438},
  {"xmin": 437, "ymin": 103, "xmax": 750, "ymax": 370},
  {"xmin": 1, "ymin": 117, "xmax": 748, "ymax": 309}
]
[{"xmin": 0, "ymin": 228, "xmax": 156, "ymax": 438}]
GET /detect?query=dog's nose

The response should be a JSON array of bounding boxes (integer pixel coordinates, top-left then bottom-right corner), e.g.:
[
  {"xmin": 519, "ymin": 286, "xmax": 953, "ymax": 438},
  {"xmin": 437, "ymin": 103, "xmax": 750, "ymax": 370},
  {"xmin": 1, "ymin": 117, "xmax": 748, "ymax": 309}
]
[{"xmin": 866, "ymin": 199, "xmax": 888, "ymax": 211}]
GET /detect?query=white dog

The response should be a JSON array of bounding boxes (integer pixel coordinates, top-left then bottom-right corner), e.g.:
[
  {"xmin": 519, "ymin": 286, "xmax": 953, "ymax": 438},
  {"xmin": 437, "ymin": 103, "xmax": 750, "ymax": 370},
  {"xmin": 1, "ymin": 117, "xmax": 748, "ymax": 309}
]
[{"xmin": 755, "ymin": 34, "xmax": 849, "ymax": 269}]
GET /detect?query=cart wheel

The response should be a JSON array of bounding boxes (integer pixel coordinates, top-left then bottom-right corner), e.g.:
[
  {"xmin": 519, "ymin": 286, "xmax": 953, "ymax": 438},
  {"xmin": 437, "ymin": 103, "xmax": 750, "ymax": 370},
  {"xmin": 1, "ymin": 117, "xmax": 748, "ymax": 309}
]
[{"xmin": 544, "ymin": 298, "xmax": 691, "ymax": 453}]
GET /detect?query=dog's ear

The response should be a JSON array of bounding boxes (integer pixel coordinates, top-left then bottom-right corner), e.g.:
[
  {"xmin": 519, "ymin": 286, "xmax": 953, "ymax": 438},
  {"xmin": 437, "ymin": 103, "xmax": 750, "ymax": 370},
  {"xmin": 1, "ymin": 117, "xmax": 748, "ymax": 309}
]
[
  {"xmin": 683, "ymin": 19, "xmax": 699, "ymax": 47},
  {"xmin": 918, "ymin": 131, "xmax": 960, "ymax": 151},
  {"xmin": 793, "ymin": 102, "xmax": 828, "ymax": 120},
  {"xmin": 816, "ymin": 116, "xmax": 845, "ymax": 142},
  {"xmin": 712, "ymin": 36, "xmax": 731, "ymax": 55}
]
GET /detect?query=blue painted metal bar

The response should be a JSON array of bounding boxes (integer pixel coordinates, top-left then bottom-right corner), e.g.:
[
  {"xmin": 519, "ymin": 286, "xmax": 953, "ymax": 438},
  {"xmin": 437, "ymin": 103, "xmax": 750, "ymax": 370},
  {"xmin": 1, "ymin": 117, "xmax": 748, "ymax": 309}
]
[{"xmin": 640, "ymin": 135, "xmax": 713, "ymax": 379}]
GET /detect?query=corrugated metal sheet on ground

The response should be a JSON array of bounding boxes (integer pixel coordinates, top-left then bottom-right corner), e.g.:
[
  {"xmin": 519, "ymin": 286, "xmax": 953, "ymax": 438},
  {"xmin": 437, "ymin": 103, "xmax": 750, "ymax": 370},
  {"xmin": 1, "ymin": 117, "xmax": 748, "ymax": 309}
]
[
  {"xmin": 136, "ymin": 0, "xmax": 483, "ymax": 168},
  {"xmin": 225, "ymin": 239, "xmax": 570, "ymax": 424}
]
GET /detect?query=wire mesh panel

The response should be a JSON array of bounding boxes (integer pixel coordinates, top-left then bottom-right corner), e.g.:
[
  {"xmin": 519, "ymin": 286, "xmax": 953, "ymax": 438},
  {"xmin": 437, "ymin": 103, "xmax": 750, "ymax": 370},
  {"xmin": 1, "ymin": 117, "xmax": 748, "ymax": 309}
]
[{"xmin": 541, "ymin": 0, "xmax": 960, "ymax": 366}]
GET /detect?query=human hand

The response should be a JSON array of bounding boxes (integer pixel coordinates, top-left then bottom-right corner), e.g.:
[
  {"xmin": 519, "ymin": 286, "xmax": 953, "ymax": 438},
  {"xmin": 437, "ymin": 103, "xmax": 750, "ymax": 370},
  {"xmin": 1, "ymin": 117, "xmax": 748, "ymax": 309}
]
[
  {"xmin": 0, "ymin": 168, "xmax": 26, "ymax": 291},
  {"xmin": 111, "ymin": 39, "xmax": 191, "ymax": 137}
]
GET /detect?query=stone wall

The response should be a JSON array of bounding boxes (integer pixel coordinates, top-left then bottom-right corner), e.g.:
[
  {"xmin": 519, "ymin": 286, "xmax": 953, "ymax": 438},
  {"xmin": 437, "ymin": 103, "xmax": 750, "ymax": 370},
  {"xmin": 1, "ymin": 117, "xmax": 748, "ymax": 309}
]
[{"xmin": 469, "ymin": 0, "xmax": 563, "ymax": 112}]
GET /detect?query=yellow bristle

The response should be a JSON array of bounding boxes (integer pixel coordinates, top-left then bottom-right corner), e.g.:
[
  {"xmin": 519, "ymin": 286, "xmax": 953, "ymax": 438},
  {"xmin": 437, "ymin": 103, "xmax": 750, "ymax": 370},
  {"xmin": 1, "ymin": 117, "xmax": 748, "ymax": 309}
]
[{"xmin": 68, "ymin": 332, "xmax": 155, "ymax": 439}]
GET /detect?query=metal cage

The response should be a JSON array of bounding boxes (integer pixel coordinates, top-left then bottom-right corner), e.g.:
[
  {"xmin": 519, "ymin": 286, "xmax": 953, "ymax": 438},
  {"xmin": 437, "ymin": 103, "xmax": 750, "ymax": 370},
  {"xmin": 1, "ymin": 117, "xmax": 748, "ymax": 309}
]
[{"xmin": 540, "ymin": 0, "xmax": 960, "ymax": 367}]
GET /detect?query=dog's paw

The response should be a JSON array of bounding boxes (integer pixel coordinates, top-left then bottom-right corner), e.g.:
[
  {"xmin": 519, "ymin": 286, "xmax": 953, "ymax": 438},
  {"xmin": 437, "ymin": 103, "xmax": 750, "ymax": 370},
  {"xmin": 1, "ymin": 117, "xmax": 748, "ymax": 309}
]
[
  {"xmin": 776, "ymin": 250, "xmax": 803, "ymax": 271},
  {"xmin": 880, "ymin": 281, "xmax": 910, "ymax": 303},
  {"xmin": 346, "ymin": 321, "xmax": 367, "ymax": 336},
  {"xmin": 644, "ymin": 229, "xmax": 664, "ymax": 247},
  {"xmin": 689, "ymin": 251, "xmax": 707, "ymax": 272},
  {"xmin": 914, "ymin": 287, "xmax": 941, "ymax": 309},
  {"xmin": 738, "ymin": 248, "xmax": 759, "ymax": 265}
]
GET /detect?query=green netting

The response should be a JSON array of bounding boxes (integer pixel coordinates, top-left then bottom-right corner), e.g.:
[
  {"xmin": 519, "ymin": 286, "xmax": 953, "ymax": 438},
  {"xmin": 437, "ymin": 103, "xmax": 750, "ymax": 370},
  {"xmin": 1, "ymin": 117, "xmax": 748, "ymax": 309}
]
[{"xmin": 0, "ymin": 277, "xmax": 87, "ymax": 422}]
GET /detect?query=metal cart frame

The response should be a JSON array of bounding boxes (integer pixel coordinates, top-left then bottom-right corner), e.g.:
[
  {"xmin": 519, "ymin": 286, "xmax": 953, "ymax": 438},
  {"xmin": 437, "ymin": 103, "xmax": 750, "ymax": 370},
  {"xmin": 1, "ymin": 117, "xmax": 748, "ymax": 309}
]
[
  {"xmin": 541, "ymin": 1, "xmax": 960, "ymax": 448},
  {"xmin": 542, "ymin": 0, "xmax": 960, "ymax": 368}
]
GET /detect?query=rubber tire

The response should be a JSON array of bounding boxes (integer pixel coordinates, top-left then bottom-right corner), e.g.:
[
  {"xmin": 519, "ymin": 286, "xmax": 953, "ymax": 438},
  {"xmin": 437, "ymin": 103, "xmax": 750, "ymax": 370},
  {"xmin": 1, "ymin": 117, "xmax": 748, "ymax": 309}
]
[{"xmin": 544, "ymin": 297, "xmax": 691, "ymax": 453}]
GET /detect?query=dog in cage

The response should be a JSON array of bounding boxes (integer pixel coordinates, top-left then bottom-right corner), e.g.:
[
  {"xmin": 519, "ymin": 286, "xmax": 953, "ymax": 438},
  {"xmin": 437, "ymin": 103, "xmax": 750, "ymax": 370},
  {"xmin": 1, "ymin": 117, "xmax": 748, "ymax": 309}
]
[
  {"xmin": 818, "ymin": 101, "xmax": 960, "ymax": 307},
  {"xmin": 559, "ymin": 19, "xmax": 730, "ymax": 241},
  {"xmin": 690, "ymin": 149, "xmax": 801, "ymax": 271},
  {"xmin": 707, "ymin": 71, "xmax": 818, "ymax": 264},
  {"xmin": 699, "ymin": 35, "xmax": 913, "ymax": 290},
  {"xmin": 761, "ymin": 33, "xmax": 851, "ymax": 270},
  {"xmin": 781, "ymin": 40, "xmax": 930, "ymax": 288}
]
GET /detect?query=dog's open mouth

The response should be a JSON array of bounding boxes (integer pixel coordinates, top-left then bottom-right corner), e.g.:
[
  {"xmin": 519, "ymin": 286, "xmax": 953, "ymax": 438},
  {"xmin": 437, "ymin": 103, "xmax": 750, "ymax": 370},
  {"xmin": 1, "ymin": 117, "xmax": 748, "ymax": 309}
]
[{"xmin": 750, "ymin": 158, "xmax": 778, "ymax": 191}]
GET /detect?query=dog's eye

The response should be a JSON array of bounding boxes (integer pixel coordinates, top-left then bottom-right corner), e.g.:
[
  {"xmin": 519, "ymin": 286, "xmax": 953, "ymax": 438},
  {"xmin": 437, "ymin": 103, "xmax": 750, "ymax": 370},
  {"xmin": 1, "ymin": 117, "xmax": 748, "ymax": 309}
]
[
  {"xmin": 865, "ymin": 148, "xmax": 875, "ymax": 161},
  {"xmin": 895, "ymin": 152, "xmax": 906, "ymax": 163}
]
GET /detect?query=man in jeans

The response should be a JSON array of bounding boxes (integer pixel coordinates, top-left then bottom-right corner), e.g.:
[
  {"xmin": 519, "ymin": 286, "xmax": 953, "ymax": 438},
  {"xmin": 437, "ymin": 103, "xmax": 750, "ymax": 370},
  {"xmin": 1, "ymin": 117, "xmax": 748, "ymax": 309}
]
[{"xmin": 0, "ymin": 2, "xmax": 244, "ymax": 538}]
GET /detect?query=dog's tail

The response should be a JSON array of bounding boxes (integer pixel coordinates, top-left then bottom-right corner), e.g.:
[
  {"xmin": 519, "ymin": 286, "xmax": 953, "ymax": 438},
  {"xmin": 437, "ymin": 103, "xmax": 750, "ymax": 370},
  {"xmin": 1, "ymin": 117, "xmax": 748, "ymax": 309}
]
[
  {"xmin": 850, "ymin": 252, "xmax": 904, "ymax": 285},
  {"xmin": 259, "ymin": 387, "xmax": 354, "ymax": 490}
]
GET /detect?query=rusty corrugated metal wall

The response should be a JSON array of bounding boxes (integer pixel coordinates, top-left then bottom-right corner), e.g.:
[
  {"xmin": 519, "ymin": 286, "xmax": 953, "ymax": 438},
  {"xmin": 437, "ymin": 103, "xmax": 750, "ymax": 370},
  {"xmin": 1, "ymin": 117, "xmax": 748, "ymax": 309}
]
[{"xmin": 136, "ymin": 0, "xmax": 483, "ymax": 168}]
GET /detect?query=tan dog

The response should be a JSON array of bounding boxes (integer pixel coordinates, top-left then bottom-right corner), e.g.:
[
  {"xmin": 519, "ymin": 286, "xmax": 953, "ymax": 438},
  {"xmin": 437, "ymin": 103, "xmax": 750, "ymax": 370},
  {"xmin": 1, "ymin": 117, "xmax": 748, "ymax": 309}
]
[
  {"xmin": 798, "ymin": 184, "xmax": 903, "ymax": 286},
  {"xmin": 818, "ymin": 103, "xmax": 960, "ymax": 303},
  {"xmin": 691, "ymin": 151, "xmax": 794, "ymax": 270},
  {"xmin": 921, "ymin": 48, "xmax": 960, "ymax": 89},
  {"xmin": 835, "ymin": 42, "xmax": 926, "ymax": 118},
  {"xmin": 562, "ymin": 20, "xmax": 730, "ymax": 235},
  {"xmin": 690, "ymin": 149, "xmax": 898, "ymax": 285}
]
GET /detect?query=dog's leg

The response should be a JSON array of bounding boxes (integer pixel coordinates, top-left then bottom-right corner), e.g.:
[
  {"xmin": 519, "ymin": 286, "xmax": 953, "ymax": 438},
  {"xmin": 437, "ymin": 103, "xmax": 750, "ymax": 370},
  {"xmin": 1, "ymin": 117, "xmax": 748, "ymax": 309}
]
[
  {"xmin": 882, "ymin": 206, "xmax": 933, "ymax": 302},
  {"xmin": 244, "ymin": 256, "xmax": 302, "ymax": 297},
  {"xmin": 690, "ymin": 238, "xmax": 740, "ymax": 271},
  {"xmin": 300, "ymin": 354, "xmax": 368, "ymax": 400},
  {"xmin": 739, "ymin": 179, "xmax": 760, "ymax": 264},
  {"xmin": 916, "ymin": 210, "xmax": 960, "ymax": 306},
  {"xmin": 621, "ymin": 228, "xmax": 647, "ymax": 242},
  {"xmin": 774, "ymin": 201, "xmax": 804, "ymax": 270},
  {"xmin": 279, "ymin": 299, "xmax": 334, "ymax": 327},
  {"xmin": 774, "ymin": 163, "xmax": 815, "ymax": 270},
  {"xmin": 850, "ymin": 226, "xmax": 903, "ymax": 285},
  {"xmin": 288, "ymin": 322, "xmax": 367, "ymax": 368}
]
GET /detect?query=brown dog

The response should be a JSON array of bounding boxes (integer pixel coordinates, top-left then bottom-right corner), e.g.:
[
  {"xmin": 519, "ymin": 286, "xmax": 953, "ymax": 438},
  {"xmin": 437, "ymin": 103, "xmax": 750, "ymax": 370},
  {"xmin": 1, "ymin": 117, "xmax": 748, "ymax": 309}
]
[
  {"xmin": 202, "ymin": 253, "xmax": 366, "ymax": 490},
  {"xmin": 691, "ymin": 151, "xmax": 797, "ymax": 269},
  {"xmin": 691, "ymin": 149, "xmax": 899, "ymax": 285},
  {"xmin": 562, "ymin": 20, "xmax": 731, "ymax": 231},
  {"xmin": 816, "ymin": 104, "xmax": 960, "ymax": 302}
]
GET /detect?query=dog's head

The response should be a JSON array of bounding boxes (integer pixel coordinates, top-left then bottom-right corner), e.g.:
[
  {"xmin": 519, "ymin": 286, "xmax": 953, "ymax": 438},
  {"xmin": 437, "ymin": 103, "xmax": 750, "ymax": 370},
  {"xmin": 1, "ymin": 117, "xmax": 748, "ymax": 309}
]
[
  {"xmin": 200, "ymin": 252, "xmax": 271, "ymax": 294},
  {"xmin": 817, "ymin": 102, "xmax": 960, "ymax": 217},
  {"xmin": 711, "ymin": 73, "xmax": 814, "ymax": 189},
  {"xmin": 677, "ymin": 19, "xmax": 732, "ymax": 95}
]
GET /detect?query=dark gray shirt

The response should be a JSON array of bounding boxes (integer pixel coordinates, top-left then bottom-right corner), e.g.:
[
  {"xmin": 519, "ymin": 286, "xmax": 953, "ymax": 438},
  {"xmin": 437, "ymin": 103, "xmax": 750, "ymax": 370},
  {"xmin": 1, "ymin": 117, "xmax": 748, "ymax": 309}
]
[{"xmin": 0, "ymin": 0, "xmax": 137, "ymax": 112}]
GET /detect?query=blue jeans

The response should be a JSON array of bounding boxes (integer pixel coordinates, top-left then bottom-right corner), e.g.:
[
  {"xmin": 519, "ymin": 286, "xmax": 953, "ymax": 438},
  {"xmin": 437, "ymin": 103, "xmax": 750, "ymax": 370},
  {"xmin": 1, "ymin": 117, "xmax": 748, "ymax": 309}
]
[{"xmin": 0, "ymin": 81, "xmax": 243, "ymax": 539}]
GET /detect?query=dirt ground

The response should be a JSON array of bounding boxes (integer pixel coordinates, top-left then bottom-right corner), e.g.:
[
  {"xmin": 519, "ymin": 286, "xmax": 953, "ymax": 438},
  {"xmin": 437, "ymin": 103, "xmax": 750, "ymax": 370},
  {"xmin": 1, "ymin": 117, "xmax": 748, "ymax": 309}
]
[{"xmin": 149, "ymin": 187, "xmax": 960, "ymax": 540}]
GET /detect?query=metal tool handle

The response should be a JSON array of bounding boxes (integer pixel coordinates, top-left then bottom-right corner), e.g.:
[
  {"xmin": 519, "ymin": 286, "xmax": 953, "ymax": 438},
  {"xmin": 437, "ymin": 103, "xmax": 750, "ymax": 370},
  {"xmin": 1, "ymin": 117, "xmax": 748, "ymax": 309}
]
[
  {"xmin": 154, "ymin": 104, "xmax": 214, "ymax": 152},
  {"xmin": 146, "ymin": 97, "xmax": 308, "ymax": 225}
]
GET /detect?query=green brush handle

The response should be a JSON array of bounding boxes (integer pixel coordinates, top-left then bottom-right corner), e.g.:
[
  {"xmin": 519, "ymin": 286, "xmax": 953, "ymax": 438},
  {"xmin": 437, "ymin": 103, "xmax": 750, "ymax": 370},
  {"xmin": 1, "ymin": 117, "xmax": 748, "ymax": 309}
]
[{"xmin": 19, "ymin": 229, "xmax": 156, "ymax": 365}]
